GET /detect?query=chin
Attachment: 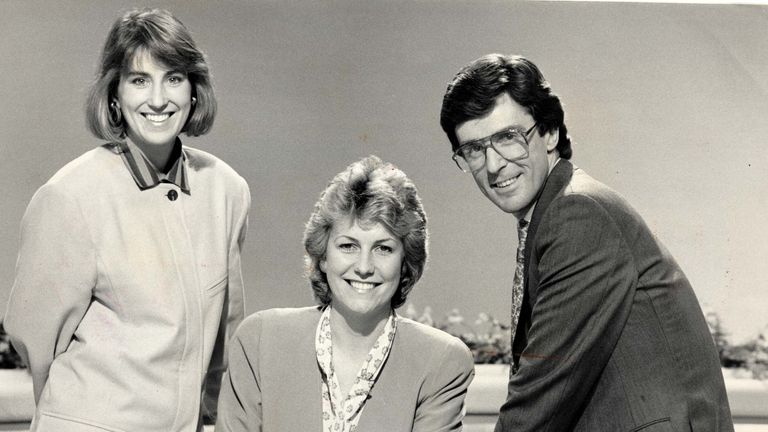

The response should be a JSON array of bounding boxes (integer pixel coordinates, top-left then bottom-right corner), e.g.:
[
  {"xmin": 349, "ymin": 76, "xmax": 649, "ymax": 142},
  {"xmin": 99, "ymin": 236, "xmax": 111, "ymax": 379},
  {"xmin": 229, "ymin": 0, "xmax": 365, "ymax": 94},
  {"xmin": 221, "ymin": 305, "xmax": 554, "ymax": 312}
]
[
  {"xmin": 349, "ymin": 304, "xmax": 378, "ymax": 316},
  {"xmin": 487, "ymin": 197, "xmax": 521, "ymax": 214},
  {"xmin": 344, "ymin": 302, "xmax": 387, "ymax": 318},
  {"xmin": 495, "ymin": 190, "xmax": 536, "ymax": 215}
]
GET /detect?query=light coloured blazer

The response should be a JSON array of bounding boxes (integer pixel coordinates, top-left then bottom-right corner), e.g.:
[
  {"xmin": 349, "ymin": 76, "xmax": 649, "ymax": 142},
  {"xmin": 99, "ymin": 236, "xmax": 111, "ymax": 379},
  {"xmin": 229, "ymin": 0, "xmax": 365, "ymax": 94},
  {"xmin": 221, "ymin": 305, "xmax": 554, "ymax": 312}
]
[
  {"xmin": 216, "ymin": 307, "xmax": 475, "ymax": 432},
  {"xmin": 4, "ymin": 144, "xmax": 250, "ymax": 432},
  {"xmin": 497, "ymin": 160, "xmax": 733, "ymax": 431}
]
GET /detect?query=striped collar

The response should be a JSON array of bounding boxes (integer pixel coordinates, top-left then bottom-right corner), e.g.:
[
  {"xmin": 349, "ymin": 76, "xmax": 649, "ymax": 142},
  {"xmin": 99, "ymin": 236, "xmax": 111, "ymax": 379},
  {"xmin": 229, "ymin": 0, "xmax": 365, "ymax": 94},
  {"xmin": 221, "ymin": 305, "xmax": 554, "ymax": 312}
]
[{"xmin": 117, "ymin": 138, "xmax": 190, "ymax": 193}]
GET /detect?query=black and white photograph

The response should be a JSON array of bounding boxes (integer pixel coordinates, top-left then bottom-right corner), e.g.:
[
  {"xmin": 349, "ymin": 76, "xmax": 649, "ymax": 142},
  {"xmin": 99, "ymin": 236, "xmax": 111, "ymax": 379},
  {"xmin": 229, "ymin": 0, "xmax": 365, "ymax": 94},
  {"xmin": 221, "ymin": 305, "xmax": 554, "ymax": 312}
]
[{"xmin": 1, "ymin": 1, "xmax": 766, "ymax": 431}]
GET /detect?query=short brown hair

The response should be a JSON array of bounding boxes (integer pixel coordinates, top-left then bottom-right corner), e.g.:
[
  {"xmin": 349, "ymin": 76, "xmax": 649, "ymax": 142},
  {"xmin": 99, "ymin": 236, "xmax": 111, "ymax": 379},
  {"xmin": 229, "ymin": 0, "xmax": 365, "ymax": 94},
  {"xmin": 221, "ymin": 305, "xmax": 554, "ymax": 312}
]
[
  {"xmin": 303, "ymin": 155, "xmax": 428, "ymax": 309},
  {"xmin": 85, "ymin": 8, "xmax": 216, "ymax": 143},
  {"xmin": 441, "ymin": 54, "xmax": 572, "ymax": 159}
]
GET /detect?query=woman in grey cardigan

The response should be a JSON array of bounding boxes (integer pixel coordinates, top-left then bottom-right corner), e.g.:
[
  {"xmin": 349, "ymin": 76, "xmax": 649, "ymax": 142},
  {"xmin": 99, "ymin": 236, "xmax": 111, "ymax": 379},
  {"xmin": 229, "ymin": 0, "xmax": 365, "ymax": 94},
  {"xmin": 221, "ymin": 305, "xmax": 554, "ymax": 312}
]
[{"xmin": 217, "ymin": 156, "xmax": 474, "ymax": 432}]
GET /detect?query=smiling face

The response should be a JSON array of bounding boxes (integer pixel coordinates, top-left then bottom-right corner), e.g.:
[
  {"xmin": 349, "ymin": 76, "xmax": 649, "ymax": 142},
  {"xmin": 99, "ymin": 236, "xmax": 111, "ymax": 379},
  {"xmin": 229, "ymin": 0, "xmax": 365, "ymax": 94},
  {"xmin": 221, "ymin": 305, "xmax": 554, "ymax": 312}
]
[
  {"xmin": 116, "ymin": 50, "xmax": 192, "ymax": 153},
  {"xmin": 455, "ymin": 92, "xmax": 559, "ymax": 217},
  {"xmin": 320, "ymin": 216, "xmax": 405, "ymax": 320}
]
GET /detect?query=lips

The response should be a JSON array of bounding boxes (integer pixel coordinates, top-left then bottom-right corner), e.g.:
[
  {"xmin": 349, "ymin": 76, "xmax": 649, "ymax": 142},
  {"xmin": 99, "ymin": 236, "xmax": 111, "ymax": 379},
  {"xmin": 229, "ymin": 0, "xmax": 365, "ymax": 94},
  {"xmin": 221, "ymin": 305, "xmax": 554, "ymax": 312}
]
[
  {"xmin": 142, "ymin": 112, "xmax": 174, "ymax": 123},
  {"xmin": 347, "ymin": 280, "xmax": 379, "ymax": 293},
  {"xmin": 492, "ymin": 173, "xmax": 522, "ymax": 189}
]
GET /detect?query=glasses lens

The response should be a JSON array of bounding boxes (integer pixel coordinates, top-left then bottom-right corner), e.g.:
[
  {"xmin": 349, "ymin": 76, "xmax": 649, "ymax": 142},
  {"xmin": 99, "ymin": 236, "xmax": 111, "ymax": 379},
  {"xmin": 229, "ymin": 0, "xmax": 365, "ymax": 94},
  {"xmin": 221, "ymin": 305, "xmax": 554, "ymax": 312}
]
[
  {"xmin": 457, "ymin": 143, "xmax": 485, "ymax": 170},
  {"xmin": 459, "ymin": 143, "xmax": 482, "ymax": 160},
  {"xmin": 454, "ymin": 128, "xmax": 531, "ymax": 172},
  {"xmin": 453, "ymin": 154, "xmax": 471, "ymax": 172},
  {"xmin": 494, "ymin": 130, "xmax": 528, "ymax": 161}
]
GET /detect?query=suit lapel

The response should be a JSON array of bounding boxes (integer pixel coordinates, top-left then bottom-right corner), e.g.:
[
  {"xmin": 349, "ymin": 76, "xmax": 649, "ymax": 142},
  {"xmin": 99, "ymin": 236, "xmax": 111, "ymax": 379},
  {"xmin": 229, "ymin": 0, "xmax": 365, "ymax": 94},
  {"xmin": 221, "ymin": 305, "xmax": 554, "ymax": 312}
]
[
  {"xmin": 512, "ymin": 160, "xmax": 574, "ymax": 361},
  {"xmin": 302, "ymin": 314, "xmax": 324, "ymax": 430},
  {"xmin": 304, "ymin": 335, "xmax": 324, "ymax": 430},
  {"xmin": 278, "ymin": 309, "xmax": 324, "ymax": 430}
]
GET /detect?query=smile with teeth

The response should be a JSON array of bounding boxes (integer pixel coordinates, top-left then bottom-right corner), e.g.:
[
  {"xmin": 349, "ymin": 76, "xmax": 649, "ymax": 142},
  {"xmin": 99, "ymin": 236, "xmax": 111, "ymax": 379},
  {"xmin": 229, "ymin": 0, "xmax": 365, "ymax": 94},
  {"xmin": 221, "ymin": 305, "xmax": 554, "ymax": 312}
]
[
  {"xmin": 348, "ymin": 280, "xmax": 379, "ymax": 292},
  {"xmin": 492, "ymin": 174, "xmax": 521, "ymax": 189},
  {"xmin": 143, "ymin": 112, "xmax": 173, "ymax": 123}
]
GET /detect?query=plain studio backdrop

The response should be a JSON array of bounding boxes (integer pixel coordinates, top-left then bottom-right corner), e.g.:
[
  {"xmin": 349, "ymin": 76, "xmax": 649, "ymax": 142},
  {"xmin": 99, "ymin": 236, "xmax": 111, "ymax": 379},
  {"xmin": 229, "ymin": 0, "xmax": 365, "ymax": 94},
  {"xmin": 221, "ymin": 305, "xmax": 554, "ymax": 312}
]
[{"xmin": 1, "ymin": 1, "xmax": 766, "ymax": 345}]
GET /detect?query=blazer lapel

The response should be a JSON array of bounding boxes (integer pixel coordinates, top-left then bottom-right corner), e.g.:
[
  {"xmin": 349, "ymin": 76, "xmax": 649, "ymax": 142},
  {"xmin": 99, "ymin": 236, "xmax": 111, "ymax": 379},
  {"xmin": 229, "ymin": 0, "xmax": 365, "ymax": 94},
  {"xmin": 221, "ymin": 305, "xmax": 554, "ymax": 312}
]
[
  {"xmin": 299, "ymin": 316, "xmax": 324, "ymax": 430},
  {"xmin": 276, "ymin": 310, "xmax": 324, "ymax": 431},
  {"xmin": 512, "ymin": 160, "xmax": 574, "ymax": 361}
]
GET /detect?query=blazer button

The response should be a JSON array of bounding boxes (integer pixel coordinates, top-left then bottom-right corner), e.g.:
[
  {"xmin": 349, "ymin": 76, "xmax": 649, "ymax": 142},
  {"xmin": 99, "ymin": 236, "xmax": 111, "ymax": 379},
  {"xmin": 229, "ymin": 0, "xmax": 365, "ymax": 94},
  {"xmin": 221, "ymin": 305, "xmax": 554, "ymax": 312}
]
[{"xmin": 166, "ymin": 190, "xmax": 178, "ymax": 201}]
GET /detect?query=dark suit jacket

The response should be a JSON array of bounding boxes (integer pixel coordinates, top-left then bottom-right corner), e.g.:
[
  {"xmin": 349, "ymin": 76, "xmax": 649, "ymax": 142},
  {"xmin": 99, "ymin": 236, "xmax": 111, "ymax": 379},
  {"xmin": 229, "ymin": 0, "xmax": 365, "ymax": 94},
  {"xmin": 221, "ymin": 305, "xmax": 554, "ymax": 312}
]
[
  {"xmin": 216, "ymin": 307, "xmax": 475, "ymax": 432},
  {"xmin": 496, "ymin": 161, "xmax": 733, "ymax": 432}
]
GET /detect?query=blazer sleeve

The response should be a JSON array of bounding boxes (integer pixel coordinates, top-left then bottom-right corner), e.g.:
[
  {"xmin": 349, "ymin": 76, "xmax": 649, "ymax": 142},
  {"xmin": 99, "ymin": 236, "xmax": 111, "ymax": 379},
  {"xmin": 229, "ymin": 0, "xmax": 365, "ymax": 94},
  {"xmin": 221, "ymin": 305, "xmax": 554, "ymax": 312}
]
[
  {"xmin": 413, "ymin": 337, "xmax": 475, "ymax": 432},
  {"xmin": 3, "ymin": 184, "xmax": 96, "ymax": 403},
  {"xmin": 204, "ymin": 181, "xmax": 251, "ymax": 422},
  {"xmin": 215, "ymin": 314, "xmax": 263, "ymax": 432},
  {"xmin": 496, "ymin": 194, "xmax": 637, "ymax": 431}
]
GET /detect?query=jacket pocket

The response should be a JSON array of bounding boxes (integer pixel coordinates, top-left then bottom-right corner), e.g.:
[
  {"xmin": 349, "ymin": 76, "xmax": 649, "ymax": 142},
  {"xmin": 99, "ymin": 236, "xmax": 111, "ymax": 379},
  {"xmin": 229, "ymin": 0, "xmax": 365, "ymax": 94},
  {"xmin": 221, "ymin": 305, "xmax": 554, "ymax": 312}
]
[
  {"xmin": 632, "ymin": 418, "xmax": 674, "ymax": 432},
  {"xmin": 205, "ymin": 275, "xmax": 228, "ymax": 298}
]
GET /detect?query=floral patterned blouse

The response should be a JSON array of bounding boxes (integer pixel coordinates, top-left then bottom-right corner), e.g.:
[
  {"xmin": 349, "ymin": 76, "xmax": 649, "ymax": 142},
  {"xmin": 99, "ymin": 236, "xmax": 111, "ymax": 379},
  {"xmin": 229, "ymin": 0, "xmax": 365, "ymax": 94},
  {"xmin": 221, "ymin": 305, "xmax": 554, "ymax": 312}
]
[{"xmin": 315, "ymin": 306, "xmax": 397, "ymax": 432}]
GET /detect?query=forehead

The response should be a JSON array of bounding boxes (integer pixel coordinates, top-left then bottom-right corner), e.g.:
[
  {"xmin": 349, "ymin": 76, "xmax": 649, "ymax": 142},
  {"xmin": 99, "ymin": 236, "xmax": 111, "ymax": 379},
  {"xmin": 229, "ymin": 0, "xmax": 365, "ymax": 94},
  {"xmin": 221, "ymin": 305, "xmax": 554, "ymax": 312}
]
[
  {"xmin": 124, "ymin": 49, "xmax": 173, "ymax": 73},
  {"xmin": 455, "ymin": 93, "xmax": 532, "ymax": 144},
  {"xmin": 329, "ymin": 216, "xmax": 398, "ymax": 241}
]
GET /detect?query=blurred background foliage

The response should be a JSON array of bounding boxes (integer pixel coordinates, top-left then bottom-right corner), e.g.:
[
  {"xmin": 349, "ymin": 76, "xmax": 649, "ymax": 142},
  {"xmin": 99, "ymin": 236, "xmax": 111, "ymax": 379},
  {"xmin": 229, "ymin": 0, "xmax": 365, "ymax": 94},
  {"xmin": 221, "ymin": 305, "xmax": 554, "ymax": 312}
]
[
  {"xmin": 3, "ymin": 308, "xmax": 767, "ymax": 380},
  {"xmin": 402, "ymin": 305, "xmax": 768, "ymax": 380}
]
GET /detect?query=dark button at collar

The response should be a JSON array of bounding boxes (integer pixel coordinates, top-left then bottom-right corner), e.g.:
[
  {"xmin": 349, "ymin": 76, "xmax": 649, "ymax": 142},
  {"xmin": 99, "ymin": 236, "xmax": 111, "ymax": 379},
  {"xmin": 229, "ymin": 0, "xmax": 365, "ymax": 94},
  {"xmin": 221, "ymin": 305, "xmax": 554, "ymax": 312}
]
[{"xmin": 166, "ymin": 190, "xmax": 178, "ymax": 201}]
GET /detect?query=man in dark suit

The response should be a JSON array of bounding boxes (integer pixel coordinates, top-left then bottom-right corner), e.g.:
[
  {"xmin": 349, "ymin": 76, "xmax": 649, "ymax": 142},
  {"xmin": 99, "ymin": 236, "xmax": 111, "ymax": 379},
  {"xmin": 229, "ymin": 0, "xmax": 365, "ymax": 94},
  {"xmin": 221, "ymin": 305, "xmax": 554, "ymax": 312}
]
[{"xmin": 440, "ymin": 54, "xmax": 733, "ymax": 431}]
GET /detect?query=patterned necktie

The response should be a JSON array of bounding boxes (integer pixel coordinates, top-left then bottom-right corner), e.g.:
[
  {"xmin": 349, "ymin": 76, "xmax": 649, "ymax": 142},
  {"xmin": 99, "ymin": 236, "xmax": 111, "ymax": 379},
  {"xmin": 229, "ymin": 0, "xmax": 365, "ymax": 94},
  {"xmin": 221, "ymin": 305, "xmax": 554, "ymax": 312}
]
[{"xmin": 510, "ymin": 219, "xmax": 529, "ymax": 369}]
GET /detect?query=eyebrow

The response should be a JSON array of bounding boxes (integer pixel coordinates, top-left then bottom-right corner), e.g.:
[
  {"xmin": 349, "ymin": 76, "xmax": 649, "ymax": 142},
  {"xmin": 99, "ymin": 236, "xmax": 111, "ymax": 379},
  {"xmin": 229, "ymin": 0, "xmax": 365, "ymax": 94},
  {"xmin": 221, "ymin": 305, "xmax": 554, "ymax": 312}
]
[
  {"xmin": 461, "ymin": 125, "xmax": 525, "ymax": 146},
  {"xmin": 334, "ymin": 235, "xmax": 397, "ymax": 244},
  {"xmin": 123, "ymin": 69, "xmax": 185, "ymax": 77},
  {"xmin": 373, "ymin": 238, "xmax": 397, "ymax": 245}
]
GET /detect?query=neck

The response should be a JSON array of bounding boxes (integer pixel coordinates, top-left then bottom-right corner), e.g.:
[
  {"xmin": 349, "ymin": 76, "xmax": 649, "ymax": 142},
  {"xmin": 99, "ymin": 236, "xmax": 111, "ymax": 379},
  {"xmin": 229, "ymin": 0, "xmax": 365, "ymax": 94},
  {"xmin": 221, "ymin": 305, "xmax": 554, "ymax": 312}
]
[
  {"xmin": 329, "ymin": 305, "xmax": 390, "ymax": 353},
  {"xmin": 547, "ymin": 153, "xmax": 561, "ymax": 172},
  {"xmin": 513, "ymin": 154, "xmax": 561, "ymax": 220}
]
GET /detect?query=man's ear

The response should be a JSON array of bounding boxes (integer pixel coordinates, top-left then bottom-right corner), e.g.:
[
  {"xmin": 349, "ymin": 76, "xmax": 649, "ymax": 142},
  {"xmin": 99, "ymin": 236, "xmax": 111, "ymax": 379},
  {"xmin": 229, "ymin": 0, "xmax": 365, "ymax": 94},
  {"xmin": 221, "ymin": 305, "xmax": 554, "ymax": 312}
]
[
  {"xmin": 546, "ymin": 127, "xmax": 559, "ymax": 153},
  {"xmin": 319, "ymin": 259, "xmax": 326, "ymax": 273}
]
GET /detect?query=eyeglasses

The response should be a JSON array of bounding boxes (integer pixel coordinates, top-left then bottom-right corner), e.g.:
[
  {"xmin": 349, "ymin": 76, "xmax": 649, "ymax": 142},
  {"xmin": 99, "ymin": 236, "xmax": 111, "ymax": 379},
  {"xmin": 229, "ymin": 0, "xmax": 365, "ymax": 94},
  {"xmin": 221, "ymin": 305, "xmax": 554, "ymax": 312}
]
[{"xmin": 452, "ymin": 123, "xmax": 538, "ymax": 173}]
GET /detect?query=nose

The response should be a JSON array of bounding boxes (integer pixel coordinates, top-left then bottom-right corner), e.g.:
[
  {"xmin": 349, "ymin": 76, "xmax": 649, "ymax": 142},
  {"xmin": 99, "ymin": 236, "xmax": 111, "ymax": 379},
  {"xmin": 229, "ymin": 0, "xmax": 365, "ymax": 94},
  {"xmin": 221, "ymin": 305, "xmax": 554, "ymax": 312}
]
[
  {"xmin": 484, "ymin": 145, "xmax": 507, "ymax": 174},
  {"xmin": 354, "ymin": 251, "xmax": 374, "ymax": 278},
  {"xmin": 148, "ymin": 83, "xmax": 168, "ymax": 110}
]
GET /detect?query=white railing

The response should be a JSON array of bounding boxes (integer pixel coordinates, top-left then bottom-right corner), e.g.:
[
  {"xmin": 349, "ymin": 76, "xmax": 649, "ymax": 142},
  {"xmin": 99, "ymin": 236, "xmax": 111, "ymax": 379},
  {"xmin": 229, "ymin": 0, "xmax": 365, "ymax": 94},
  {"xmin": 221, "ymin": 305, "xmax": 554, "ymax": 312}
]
[{"xmin": 2, "ymin": 366, "xmax": 767, "ymax": 431}]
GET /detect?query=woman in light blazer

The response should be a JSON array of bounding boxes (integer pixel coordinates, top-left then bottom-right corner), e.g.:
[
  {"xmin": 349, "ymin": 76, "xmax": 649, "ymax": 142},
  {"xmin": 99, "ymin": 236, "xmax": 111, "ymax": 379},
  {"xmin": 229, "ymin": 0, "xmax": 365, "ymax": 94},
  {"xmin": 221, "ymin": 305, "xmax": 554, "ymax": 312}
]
[
  {"xmin": 216, "ymin": 156, "xmax": 474, "ymax": 432},
  {"xmin": 4, "ymin": 8, "xmax": 250, "ymax": 431}
]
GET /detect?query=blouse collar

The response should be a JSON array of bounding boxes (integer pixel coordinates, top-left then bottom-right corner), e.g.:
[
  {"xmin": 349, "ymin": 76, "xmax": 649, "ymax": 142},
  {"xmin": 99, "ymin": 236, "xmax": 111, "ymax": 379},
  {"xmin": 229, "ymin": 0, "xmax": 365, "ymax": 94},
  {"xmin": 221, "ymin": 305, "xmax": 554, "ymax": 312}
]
[
  {"xmin": 116, "ymin": 138, "xmax": 190, "ymax": 193},
  {"xmin": 315, "ymin": 306, "xmax": 397, "ymax": 431}
]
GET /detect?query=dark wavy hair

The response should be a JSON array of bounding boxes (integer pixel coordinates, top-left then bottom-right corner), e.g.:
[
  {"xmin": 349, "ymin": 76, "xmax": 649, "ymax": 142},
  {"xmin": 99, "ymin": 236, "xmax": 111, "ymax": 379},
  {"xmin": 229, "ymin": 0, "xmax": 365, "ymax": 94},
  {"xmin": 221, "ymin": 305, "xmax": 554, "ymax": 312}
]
[
  {"xmin": 303, "ymin": 155, "xmax": 428, "ymax": 309},
  {"xmin": 86, "ymin": 8, "xmax": 216, "ymax": 143},
  {"xmin": 440, "ymin": 54, "xmax": 572, "ymax": 159}
]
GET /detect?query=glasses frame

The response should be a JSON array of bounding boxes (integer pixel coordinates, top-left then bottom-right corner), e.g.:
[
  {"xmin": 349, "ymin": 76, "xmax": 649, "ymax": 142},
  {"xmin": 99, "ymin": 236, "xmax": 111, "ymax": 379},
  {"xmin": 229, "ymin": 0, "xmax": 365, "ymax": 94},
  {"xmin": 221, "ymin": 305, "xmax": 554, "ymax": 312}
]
[{"xmin": 452, "ymin": 122, "xmax": 538, "ymax": 173}]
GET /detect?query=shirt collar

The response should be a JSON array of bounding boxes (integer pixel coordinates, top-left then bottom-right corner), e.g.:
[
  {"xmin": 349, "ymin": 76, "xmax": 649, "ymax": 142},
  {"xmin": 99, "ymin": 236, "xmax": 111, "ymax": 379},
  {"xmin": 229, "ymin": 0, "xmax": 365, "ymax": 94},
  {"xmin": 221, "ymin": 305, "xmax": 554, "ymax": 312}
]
[{"xmin": 117, "ymin": 138, "xmax": 190, "ymax": 193}]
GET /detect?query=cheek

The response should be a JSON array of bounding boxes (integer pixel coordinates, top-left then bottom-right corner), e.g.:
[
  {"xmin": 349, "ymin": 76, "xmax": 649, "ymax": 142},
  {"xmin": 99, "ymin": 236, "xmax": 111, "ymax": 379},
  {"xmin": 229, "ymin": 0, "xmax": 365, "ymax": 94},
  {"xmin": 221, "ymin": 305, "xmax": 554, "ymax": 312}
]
[
  {"xmin": 383, "ymin": 255, "xmax": 406, "ymax": 282},
  {"xmin": 116, "ymin": 82, "xmax": 136, "ymax": 104},
  {"xmin": 533, "ymin": 158, "xmax": 552, "ymax": 184},
  {"xmin": 471, "ymin": 172, "xmax": 492, "ymax": 195},
  {"xmin": 175, "ymin": 83, "xmax": 193, "ymax": 103},
  {"xmin": 324, "ymin": 251, "xmax": 352, "ymax": 275}
]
